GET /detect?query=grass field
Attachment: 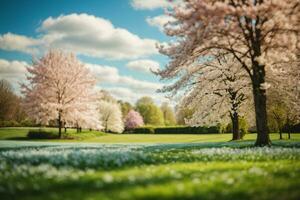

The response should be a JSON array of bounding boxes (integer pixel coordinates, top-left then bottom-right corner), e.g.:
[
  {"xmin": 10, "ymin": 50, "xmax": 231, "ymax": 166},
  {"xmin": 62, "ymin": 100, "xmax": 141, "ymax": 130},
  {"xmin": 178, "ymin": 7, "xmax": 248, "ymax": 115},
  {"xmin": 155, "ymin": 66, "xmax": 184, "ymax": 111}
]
[
  {"xmin": 0, "ymin": 128, "xmax": 299, "ymax": 200},
  {"xmin": 0, "ymin": 127, "xmax": 299, "ymax": 143}
]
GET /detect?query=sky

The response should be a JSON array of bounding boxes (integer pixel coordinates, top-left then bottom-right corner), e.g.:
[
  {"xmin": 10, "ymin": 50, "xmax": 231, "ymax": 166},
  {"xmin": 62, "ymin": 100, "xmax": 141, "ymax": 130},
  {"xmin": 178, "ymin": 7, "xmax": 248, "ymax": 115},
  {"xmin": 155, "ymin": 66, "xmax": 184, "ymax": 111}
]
[{"xmin": 0, "ymin": 0, "xmax": 178, "ymax": 105}]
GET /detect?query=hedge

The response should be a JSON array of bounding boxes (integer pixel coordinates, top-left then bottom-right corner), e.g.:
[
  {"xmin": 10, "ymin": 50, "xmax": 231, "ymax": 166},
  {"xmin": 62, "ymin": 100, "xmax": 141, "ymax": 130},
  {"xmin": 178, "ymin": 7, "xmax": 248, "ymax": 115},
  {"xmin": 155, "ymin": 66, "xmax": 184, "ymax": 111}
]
[
  {"xmin": 0, "ymin": 120, "xmax": 37, "ymax": 127},
  {"xmin": 154, "ymin": 126, "xmax": 219, "ymax": 134},
  {"xmin": 125, "ymin": 126, "xmax": 219, "ymax": 134},
  {"xmin": 127, "ymin": 127, "xmax": 155, "ymax": 134}
]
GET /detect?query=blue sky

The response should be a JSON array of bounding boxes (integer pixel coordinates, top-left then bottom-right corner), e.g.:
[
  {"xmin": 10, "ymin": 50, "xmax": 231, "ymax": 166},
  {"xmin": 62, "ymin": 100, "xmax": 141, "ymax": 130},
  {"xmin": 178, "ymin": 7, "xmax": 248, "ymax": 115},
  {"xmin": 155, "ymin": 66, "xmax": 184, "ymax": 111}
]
[{"xmin": 0, "ymin": 0, "xmax": 176, "ymax": 104}]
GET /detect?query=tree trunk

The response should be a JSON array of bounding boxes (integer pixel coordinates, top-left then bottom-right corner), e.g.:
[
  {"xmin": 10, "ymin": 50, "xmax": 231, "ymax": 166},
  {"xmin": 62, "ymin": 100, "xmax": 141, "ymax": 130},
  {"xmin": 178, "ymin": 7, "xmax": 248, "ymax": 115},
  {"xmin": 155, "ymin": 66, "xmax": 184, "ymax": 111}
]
[
  {"xmin": 279, "ymin": 128, "xmax": 283, "ymax": 140},
  {"xmin": 252, "ymin": 64, "xmax": 270, "ymax": 146},
  {"xmin": 287, "ymin": 121, "xmax": 291, "ymax": 139},
  {"xmin": 58, "ymin": 111, "xmax": 62, "ymax": 138},
  {"xmin": 231, "ymin": 112, "xmax": 240, "ymax": 140},
  {"xmin": 253, "ymin": 85, "xmax": 270, "ymax": 146}
]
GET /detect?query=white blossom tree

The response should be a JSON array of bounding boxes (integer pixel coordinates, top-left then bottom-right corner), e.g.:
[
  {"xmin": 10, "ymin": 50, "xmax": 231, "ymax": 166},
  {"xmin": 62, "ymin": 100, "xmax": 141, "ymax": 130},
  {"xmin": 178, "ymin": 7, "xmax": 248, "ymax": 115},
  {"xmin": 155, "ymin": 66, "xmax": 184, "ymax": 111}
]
[
  {"xmin": 22, "ymin": 50, "xmax": 101, "ymax": 137},
  {"xmin": 98, "ymin": 100, "xmax": 124, "ymax": 133},
  {"xmin": 156, "ymin": 0, "xmax": 299, "ymax": 146},
  {"xmin": 179, "ymin": 55, "xmax": 252, "ymax": 140},
  {"xmin": 267, "ymin": 59, "xmax": 300, "ymax": 139}
]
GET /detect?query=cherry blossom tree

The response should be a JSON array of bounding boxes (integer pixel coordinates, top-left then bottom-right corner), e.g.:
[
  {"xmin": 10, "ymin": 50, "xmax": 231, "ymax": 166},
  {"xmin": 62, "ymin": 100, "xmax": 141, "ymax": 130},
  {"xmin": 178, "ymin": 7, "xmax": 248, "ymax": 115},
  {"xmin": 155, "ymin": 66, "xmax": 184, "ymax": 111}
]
[
  {"xmin": 125, "ymin": 110, "xmax": 144, "ymax": 130},
  {"xmin": 156, "ymin": 0, "xmax": 299, "ymax": 146},
  {"xmin": 268, "ymin": 59, "xmax": 300, "ymax": 139},
  {"xmin": 98, "ymin": 100, "xmax": 124, "ymax": 133},
  {"xmin": 180, "ymin": 55, "xmax": 252, "ymax": 140},
  {"xmin": 22, "ymin": 50, "xmax": 101, "ymax": 138}
]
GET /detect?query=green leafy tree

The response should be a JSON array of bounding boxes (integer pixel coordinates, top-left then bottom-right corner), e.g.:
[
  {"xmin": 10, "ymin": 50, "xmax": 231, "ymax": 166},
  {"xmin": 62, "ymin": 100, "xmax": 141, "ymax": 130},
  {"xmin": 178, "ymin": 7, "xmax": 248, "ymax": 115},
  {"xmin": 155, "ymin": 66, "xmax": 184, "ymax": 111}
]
[
  {"xmin": 161, "ymin": 102, "xmax": 176, "ymax": 126},
  {"xmin": 135, "ymin": 96, "xmax": 164, "ymax": 126},
  {"xmin": 175, "ymin": 106, "xmax": 194, "ymax": 125},
  {"xmin": 0, "ymin": 79, "xmax": 27, "ymax": 123},
  {"xmin": 118, "ymin": 100, "xmax": 133, "ymax": 119},
  {"xmin": 226, "ymin": 117, "xmax": 248, "ymax": 139}
]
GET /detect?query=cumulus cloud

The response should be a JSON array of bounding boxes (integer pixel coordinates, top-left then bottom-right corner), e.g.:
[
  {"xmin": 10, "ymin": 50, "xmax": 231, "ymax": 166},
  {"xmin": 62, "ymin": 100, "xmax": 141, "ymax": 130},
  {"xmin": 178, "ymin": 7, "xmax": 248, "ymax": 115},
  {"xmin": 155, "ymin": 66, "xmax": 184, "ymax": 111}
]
[
  {"xmin": 109, "ymin": 87, "xmax": 168, "ymax": 105},
  {"xmin": 131, "ymin": 0, "xmax": 170, "ymax": 10},
  {"xmin": 0, "ymin": 33, "xmax": 41, "ymax": 54},
  {"xmin": 86, "ymin": 63, "xmax": 167, "ymax": 104},
  {"xmin": 146, "ymin": 15, "xmax": 176, "ymax": 32},
  {"xmin": 0, "ymin": 13, "xmax": 158, "ymax": 59},
  {"xmin": 0, "ymin": 59, "xmax": 27, "ymax": 77},
  {"xmin": 85, "ymin": 63, "xmax": 161, "ymax": 92},
  {"xmin": 126, "ymin": 59, "xmax": 160, "ymax": 73},
  {"xmin": 39, "ymin": 14, "xmax": 158, "ymax": 59},
  {"xmin": 0, "ymin": 58, "xmax": 167, "ymax": 104},
  {"xmin": 0, "ymin": 59, "xmax": 28, "ymax": 91},
  {"xmin": 131, "ymin": 0, "xmax": 181, "ymax": 10}
]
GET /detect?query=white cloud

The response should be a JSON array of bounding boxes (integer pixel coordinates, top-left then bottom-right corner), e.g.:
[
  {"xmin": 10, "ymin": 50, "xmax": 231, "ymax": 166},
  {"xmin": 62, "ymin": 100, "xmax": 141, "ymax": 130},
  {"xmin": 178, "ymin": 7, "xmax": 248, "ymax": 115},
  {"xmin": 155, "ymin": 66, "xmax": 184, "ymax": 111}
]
[
  {"xmin": 0, "ymin": 59, "xmax": 27, "ymax": 74},
  {"xmin": 39, "ymin": 14, "xmax": 158, "ymax": 59},
  {"xmin": 0, "ymin": 59, "xmax": 28, "ymax": 91},
  {"xmin": 131, "ymin": 0, "xmax": 181, "ymax": 10},
  {"xmin": 131, "ymin": 0, "xmax": 170, "ymax": 10},
  {"xmin": 0, "ymin": 13, "xmax": 159, "ymax": 59},
  {"xmin": 146, "ymin": 15, "xmax": 176, "ymax": 32},
  {"xmin": 0, "ymin": 58, "xmax": 169, "ymax": 104},
  {"xmin": 85, "ymin": 63, "xmax": 161, "ymax": 92},
  {"xmin": 109, "ymin": 87, "xmax": 168, "ymax": 105},
  {"xmin": 126, "ymin": 59, "xmax": 160, "ymax": 73},
  {"xmin": 86, "ymin": 63, "xmax": 168, "ymax": 104},
  {"xmin": 0, "ymin": 33, "xmax": 41, "ymax": 54}
]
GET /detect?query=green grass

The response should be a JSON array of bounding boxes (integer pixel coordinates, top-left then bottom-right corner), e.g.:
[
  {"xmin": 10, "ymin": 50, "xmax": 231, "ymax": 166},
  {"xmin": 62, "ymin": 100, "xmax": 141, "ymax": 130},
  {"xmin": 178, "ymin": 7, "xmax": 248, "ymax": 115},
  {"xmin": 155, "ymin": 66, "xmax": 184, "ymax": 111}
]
[
  {"xmin": 0, "ymin": 128, "xmax": 299, "ymax": 199},
  {"xmin": 0, "ymin": 141, "xmax": 299, "ymax": 200},
  {"xmin": 0, "ymin": 127, "xmax": 299, "ymax": 143}
]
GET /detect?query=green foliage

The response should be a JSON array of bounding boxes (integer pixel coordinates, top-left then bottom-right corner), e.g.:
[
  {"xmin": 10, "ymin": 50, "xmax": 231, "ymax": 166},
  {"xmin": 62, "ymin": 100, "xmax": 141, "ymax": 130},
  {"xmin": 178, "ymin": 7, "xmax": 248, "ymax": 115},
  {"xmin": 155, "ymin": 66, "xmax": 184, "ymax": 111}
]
[
  {"xmin": 0, "ymin": 120, "xmax": 20, "ymax": 127},
  {"xmin": 239, "ymin": 117, "xmax": 248, "ymax": 138},
  {"xmin": 118, "ymin": 100, "xmax": 133, "ymax": 119},
  {"xmin": 130, "ymin": 126, "xmax": 155, "ymax": 134},
  {"xmin": 154, "ymin": 126, "xmax": 219, "ymax": 134},
  {"xmin": 175, "ymin": 107, "xmax": 194, "ymax": 125},
  {"xmin": 127, "ymin": 126, "xmax": 219, "ymax": 134},
  {"xmin": 135, "ymin": 96, "xmax": 164, "ymax": 126},
  {"xmin": 0, "ymin": 79, "xmax": 27, "ymax": 123},
  {"xmin": 25, "ymin": 128, "xmax": 106, "ymax": 140},
  {"xmin": 161, "ymin": 102, "xmax": 176, "ymax": 126},
  {"xmin": 226, "ymin": 117, "xmax": 248, "ymax": 138},
  {"xmin": 20, "ymin": 119, "xmax": 36, "ymax": 127},
  {"xmin": 267, "ymin": 96, "xmax": 287, "ymax": 132}
]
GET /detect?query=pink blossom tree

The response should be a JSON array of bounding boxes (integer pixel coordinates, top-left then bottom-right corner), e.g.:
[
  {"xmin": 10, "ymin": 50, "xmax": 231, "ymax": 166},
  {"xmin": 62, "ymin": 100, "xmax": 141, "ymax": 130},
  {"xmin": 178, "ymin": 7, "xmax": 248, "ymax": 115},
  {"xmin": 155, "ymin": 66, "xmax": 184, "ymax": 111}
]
[
  {"xmin": 22, "ymin": 50, "xmax": 101, "ymax": 138},
  {"xmin": 125, "ymin": 110, "xmax": 144, "ymax": 130},
  {"xmin": 156, "ymin": 0, "xmax": 299, "ymax": 146}
]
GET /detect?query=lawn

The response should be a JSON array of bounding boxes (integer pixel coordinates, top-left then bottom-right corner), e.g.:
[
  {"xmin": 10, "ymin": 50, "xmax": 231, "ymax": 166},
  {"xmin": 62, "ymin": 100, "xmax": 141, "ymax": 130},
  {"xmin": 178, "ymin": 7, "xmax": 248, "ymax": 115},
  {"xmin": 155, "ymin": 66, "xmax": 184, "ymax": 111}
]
[
  {"xmin": 0, "ymin": 128, "xmax": 299, "ymax": 200},
  {"xmin": 0, "ymin": 127, "xmax": 299, "ymax": 143}
]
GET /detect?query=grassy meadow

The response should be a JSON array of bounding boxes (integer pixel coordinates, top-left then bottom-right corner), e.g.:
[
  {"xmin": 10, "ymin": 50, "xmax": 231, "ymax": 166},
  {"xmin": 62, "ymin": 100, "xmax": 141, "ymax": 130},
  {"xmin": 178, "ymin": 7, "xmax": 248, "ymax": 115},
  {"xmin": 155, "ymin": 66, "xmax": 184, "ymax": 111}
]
[{"xmin": 0, "ymin": 127, "xmax": 299, "ymax": 200}]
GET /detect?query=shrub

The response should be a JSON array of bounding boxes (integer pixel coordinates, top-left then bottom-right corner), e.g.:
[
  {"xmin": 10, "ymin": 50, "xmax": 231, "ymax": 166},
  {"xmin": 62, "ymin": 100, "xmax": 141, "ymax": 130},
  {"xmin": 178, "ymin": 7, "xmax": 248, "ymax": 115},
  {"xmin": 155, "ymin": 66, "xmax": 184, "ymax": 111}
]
[
  {"xmin": 27, "ymin": 130, "xmax": 59, "ymax": 139},
  {"xmin": 126, "ymin": 126, "xmax": 219, "ymax": 134},
  {"xmin": 0, "ymin": 120, "xmax": 20, "ymax": 127},
  {"xmin": 127, "ymin": 126, "xmax": 155, "ymax": 134},
  {"xmin": 154, "ymin": 126, "xmax": 219, "ymax": 134},
  {"xmin": 20, "ymin": 119, "xmax": 35, "ymax": 127},
  {"xmin": 226, "ymin": 117, "xmax": 249, "ymax": 138}
]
